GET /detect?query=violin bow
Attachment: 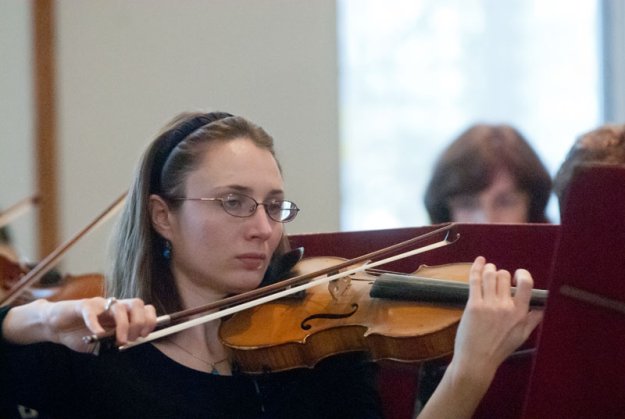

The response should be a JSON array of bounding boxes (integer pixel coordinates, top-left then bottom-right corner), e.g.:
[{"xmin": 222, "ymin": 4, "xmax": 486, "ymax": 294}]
[
  {"xmin": 0, "ymin": 192, "xmax": 127, "ymax": 306},
  {"xmin": 0, "ymin": 195, "xmax": 39, "ymax": 229},
  {"xmin": 86, "ymin": 223, "xmax": 460, "ymax": 349}
]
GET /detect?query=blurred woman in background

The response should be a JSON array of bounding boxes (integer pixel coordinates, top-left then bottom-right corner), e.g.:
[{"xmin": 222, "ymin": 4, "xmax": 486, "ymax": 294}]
[{"xmin": 424, "ymin": 124, "xmax": 552, "ymax": 224}]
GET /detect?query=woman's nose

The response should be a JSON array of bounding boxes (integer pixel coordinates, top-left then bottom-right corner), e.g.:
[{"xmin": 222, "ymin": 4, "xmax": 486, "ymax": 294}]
[{"xmin": 246, "ymin": 206, "xmax": 275, "ymax": 239}]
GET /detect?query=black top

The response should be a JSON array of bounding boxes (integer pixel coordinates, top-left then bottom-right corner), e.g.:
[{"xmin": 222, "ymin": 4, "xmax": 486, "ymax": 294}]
[{"xmin": 0, "ymin": 307, "xmax": 382, "ymax": 419}]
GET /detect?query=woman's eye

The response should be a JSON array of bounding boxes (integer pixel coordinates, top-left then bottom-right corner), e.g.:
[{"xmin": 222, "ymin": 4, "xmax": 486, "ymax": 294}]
[
  {"xmin": 449, "ymin": 195, "xmax": 479, "ymax": 210},
  {"xmin": 223, "ymin": 195, "xmax": 243, "ymax": 209},
  {"xmin": 494, "ymin": 193, "xmax": 525, "ymax": 208},
  {"xmin": 266, "ymin": 201, "xmax": 283, "ymax": 213}
]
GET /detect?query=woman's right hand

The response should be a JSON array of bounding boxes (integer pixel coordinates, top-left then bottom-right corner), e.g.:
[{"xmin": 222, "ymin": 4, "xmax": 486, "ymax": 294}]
[{"xmin": 3, "ymin": 297, "xmax": 157, "ymax": 353}]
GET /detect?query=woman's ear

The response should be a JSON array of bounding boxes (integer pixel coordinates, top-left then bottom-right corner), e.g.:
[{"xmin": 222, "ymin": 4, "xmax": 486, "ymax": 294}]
[{"xmin": 149, "ymin": 194, "xmax": 173, "ymax": 240}]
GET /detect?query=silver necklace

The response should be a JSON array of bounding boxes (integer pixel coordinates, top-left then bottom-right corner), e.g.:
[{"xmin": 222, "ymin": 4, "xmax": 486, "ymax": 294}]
[{"xmin": 167, "ymin": 339, "xmax": 229, "ymax": 375}]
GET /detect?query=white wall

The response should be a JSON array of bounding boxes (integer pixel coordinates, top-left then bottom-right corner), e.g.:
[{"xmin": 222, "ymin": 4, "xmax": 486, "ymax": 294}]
[
  {"xmin": 2, "ymin": 0, "xmax": 339, "ymax": 275},
  {"xmin": 6, "ymin": 1, "xmax": 623, "ymax": 276},
  {"xmin": 56, "ymin": 0, "xmax": 339, "ymax": 273},
  {"xmin": 0, "ymin": 0, "xmax": 36, "ymax": 262}
]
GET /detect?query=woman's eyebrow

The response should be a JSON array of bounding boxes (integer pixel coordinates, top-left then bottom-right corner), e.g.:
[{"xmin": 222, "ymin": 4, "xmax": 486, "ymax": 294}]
[{"xmin": 215, "ymin": 185, "xmax": 285, "ymax": 197}]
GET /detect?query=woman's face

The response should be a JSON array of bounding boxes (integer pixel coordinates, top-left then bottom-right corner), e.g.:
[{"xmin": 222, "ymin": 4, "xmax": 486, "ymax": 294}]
[
  {"xmin": 448, "ymin": 171, "xmax": 530, "ymax": 223},
  {"xmin": 165, "ymin": 137, "xmax": 286, "ymax": 301}
]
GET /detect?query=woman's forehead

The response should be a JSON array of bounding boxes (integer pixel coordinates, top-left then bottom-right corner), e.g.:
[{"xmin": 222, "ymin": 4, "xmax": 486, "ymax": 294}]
[{"xmin": 186, "ymin": 138, "xmax": 283, "ymax": 192}]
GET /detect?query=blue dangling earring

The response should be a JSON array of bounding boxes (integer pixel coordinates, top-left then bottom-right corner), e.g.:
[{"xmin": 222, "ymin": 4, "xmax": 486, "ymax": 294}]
[{"xmin": 163, "ymin": 240, "xmax": 172, "ymax": 260}]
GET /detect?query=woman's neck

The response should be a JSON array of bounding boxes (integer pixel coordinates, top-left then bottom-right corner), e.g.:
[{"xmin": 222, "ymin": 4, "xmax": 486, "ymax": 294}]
[
  {"xmin": 154, "ymin": 321, "xmax": 231, "ymax": 375},
  {"xmin": 170, "ymin": 265, "xmax": 228, "ymax": 310}
]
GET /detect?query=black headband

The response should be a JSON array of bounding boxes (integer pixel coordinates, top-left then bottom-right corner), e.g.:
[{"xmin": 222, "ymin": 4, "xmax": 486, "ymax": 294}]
[{"xmin": 150, "ymin": 112, "xmax": 233, "ymax": 193}]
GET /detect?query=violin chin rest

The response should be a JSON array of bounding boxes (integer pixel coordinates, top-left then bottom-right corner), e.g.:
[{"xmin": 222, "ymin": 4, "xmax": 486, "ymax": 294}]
[{"xmin": 260, "ymin": 247, "xmax": 305, "ymax": 286}]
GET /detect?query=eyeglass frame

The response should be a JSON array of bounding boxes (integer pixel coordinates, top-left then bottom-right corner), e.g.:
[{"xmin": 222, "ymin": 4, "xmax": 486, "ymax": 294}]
[{"xmin": 169, "ymin": 192, "xmax": 300, "ymax": 223}]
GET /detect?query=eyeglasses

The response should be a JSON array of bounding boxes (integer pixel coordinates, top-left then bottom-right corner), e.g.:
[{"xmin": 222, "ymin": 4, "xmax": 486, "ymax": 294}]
[{"xmin": 172, "ymin": 193, "xmax": 300, "ymax": 223}]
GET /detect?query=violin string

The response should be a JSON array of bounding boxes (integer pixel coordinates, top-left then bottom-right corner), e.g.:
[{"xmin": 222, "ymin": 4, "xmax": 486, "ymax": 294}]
[{"xmin": 363, "ymin": 267, "xmax": 404, "ymax": 276}]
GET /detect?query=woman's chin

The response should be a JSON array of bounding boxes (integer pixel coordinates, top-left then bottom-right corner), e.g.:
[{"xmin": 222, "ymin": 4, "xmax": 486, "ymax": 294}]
[{"xmin": 229, "ymin": 276, "xmax": 264, "ymax": 294}]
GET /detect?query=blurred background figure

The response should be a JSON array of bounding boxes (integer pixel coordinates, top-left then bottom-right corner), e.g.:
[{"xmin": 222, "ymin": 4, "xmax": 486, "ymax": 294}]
[
  {"xmin": 554, "ymin": 124, "xmax": 625, "ymax": 214},
  {"xmin": 424, "ymin": 124, "xmax": 552, "ymax": 224}
]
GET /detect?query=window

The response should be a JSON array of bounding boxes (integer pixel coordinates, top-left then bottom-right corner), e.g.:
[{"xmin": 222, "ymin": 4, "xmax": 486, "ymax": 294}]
[{"xmin": 339, "ymin": 0, "xmax": 600, "ymax": 229}]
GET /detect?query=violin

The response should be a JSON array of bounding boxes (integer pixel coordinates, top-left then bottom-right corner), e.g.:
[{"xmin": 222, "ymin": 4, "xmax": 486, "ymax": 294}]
[
  {"xmin": 220, "ymin": 259, "xmax": 548, "ymax": 373},
  {"xmin": 0, "ymin": 253, "xmax": 104, "ymax": 305},
  {"xmin": 0, "ymin": 192, "xmax": 125, "ymax": 306},
  {"xmin": 0, "ymin": 194, "xmax": 40, "ymax": 299},
  {"xmin": 219, "ymin": 257, "xmax": 466, "ymax": 373},
  {"xmin": 0, "ymin": 254, "xmax": 26, "ymax": 291}
]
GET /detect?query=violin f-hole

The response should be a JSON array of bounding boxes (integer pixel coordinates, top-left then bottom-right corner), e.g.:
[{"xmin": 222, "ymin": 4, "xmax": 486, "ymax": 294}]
[{"xmin": 300, "ymin": 303, "xmax": 359, "ymax": 330}]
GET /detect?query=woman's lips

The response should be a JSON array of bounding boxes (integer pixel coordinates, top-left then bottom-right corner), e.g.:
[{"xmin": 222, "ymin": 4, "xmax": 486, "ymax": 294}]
[{"xmin": 236, "ymin": 254, "xmax": 266, "ymax": 270}]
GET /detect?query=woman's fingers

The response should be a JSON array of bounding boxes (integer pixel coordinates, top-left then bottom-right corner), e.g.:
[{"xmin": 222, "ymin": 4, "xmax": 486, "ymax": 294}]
[
  {"xmin": 81, "ymin": 298, "xmax": 108, "ymax": 335},
  {"xmin": 481, "ymin": 263, "xmax": 498, "ymax": 302},
  {"xmin": 469, "ymin": 256, "xmax": 514, "ymax": 304},
  {"xmin": 108, "ymin": 299, "xmax": 130, "ymax": 343},
  {"xmin": 141, "ymin": 304, "xmax": 158, "ymax": 338},
  {"xmin": 125, "ymin": 299, "xmax": 157, "ymax": 341},
  {"xmin": 468, "ymin": 256, "xmax": 486, "ymax": 303},
  {"xmin": 466, "ymin": 257, "xmax": 542, "ymax": 356},
  {"xmin": 495, "ymin": 269, "xmax": 512, "ymax": 300},
  {"xmin": 102, "ymin": 298, "xmax": 157, "ymax": 344},
  {"xmin": 512, "ymin": 268, "xmax": 544, "ymax": 338},
  {"xmin": 82, "ymin": 297, "xmax": 157, "ymax": 345},
  {"xmin": 512, "ymin": 269, "xmax": 534, "ymax": 307}
]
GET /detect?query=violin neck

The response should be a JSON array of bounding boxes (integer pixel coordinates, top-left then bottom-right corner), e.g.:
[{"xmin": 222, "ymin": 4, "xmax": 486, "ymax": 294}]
[{"xmin": 369, "ymin": 273, "xmax": 548, "ymax": 308}]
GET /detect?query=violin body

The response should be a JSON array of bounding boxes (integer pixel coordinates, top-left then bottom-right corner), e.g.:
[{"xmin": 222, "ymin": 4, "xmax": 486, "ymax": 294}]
[
  {"xmin": 220, "ymin": 258, "xmax": 468, "ymax": 373},
  {"xmin": 1, "ymin": 254, "xmax": 104, "ymax": 304},
  {"xmin": 0, "ymin": 254, "xmax": 27, "ymax": 292},
  {"xmin": 44, "ymin": 273, "xmax": 104, "ymax": 301},
  {"xmin": 0, "ymin": 192, "xmax": 125, "ymax": 306}
]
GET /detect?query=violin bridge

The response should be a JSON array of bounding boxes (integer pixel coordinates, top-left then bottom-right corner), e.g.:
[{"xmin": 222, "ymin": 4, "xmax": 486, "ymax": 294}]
[{"xmin": 328, "ymin": 275, "xmax": 351, "ymax": 300}]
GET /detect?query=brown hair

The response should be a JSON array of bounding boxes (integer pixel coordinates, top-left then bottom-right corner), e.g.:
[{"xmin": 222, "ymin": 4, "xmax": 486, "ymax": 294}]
[
  {"xmin": 554, "ymin": 124, "xmax": 625, "ymax": 212},
  {"xmin": 424, "ymin": 124, "xmax": 552, "ymax": 223},
  {"xmin": 107, "ymin": 111, "xmax": 289, "ymax": 314}
]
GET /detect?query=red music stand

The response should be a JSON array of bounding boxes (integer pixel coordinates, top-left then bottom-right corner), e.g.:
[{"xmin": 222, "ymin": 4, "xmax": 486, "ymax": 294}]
[
  {"xmin": 522, "ymin": 164, "xmax": 625, "ymax": 418},
  {"xmin": 288, "ymin": 221, "xmax": 560, "ymax": 418}
]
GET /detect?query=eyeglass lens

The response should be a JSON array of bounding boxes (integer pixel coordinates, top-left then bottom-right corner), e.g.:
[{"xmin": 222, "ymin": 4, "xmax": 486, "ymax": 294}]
[{"xmin": 222, "ymin": 194, "xmax": 298, "ymax": 222}]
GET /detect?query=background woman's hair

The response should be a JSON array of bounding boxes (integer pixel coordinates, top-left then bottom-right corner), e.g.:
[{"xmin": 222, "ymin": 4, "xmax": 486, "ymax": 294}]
[
  {"xmin": 554, "ymin": 124, "xmax": 625, "ymax": 212},
  {"xmin": 424, "ymin": 124, "xmax": 552, "ymax": 224}
]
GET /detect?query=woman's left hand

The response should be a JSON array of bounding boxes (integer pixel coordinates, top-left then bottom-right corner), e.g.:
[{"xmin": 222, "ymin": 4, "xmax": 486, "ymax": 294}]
[
  {"xmin": 451, "ymin": 256, "xmax": 544, "ymax": 383},
  {"xmin": 417, "ymin": 256, "xmax": 544, "ymax": 419}
]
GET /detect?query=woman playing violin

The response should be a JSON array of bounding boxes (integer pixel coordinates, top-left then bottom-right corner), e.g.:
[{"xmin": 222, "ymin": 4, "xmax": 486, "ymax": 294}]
[{"xmin": 0, "ymin": 112, "xmax": 543, "ymax": 418}]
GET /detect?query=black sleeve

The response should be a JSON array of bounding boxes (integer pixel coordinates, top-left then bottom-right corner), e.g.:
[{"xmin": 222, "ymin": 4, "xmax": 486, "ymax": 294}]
[{"xmin": 0, "ymin": 306, "xmax": 81, "ymax": 418}]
